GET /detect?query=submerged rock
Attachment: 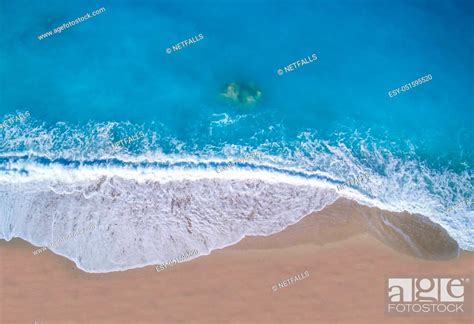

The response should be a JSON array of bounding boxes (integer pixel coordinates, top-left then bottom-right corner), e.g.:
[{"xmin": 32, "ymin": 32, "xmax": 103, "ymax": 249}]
[{"xmin": 221, "ymin": 82, "xmax": 262, "ymax": 106}]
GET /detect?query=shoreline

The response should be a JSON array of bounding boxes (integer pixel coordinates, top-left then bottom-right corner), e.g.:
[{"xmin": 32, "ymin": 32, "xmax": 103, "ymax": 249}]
[
  {"xmin": 1, "ymin": 198, "xmax": 473, "ymax": 323},
  {"xmin": 7, "ymin": 195, "xmax": 469, "ymax": 274}
]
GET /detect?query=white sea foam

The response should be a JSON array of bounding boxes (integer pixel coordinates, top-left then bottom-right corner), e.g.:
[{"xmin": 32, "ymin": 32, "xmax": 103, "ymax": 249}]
[
  {"xmin": 0, "ymin": 118, "xmax": 472, "ymax": 272},
  {"xmin": 0, "ymin": 163, "xmax": 340, "ymax": 272},
  {"xmin": 0, "ymin": 159, "xmax": 472, "ymax": 274}
]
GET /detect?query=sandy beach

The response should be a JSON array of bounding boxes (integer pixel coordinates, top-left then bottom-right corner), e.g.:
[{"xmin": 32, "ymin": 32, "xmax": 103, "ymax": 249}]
[{"xmin": 1, "ymin": 198, "xmax": 472, "ymax": 323}]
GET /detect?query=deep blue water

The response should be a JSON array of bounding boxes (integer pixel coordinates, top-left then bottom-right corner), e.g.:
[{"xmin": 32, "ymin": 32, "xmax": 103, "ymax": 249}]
[{"xmin": 1, "ymin": 0, "xmax": 473, "ymax": 166}]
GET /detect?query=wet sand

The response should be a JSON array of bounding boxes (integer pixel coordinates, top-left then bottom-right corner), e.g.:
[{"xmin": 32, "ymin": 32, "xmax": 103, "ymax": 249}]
[{"xmin": 1, "ymin": 198, "xmax": 473, "ymax": 323}]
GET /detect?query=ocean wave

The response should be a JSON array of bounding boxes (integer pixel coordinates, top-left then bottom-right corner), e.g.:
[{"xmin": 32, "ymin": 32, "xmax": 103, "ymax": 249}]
[
  {"xmin": 0, "ymin": 163, "xmax": 339, "ymax": 272},
  {"xmin": 0, "ymin": 118, "xmax": 472, "ymax": 272}
]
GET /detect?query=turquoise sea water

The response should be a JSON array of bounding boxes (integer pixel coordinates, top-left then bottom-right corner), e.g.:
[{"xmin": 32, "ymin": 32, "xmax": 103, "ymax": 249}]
[{"xmin": 0, "ymin": 0, "xmax": 472, "ymax": 272}]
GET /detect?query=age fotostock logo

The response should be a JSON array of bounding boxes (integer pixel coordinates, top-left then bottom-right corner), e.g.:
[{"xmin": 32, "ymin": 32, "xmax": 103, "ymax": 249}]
[{"xmin": 386, "ymin": 276, "xmax": 472, "ymax": 316}]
